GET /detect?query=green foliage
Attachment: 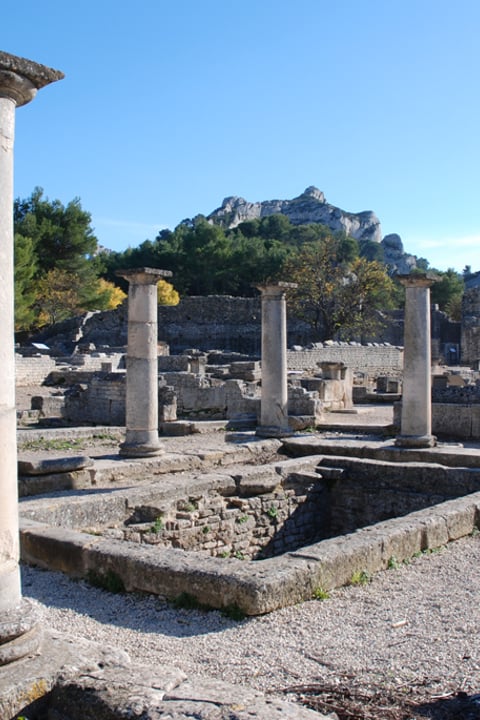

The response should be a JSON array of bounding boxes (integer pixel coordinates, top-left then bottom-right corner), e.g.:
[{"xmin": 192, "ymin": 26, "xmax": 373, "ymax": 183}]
[
  {"xmin": 14, "ymin": 188, "xmax": 126, "ymax": 331},
  {"xmin": 150, "ymin": 516, "xmax": 164, "ymax": 534},
  {"xmin": 14, "ymin": 233, "xmax": 37, "ymax": 330},
  {"xmin": 430, "ymin": 268, "xmax": 464, "ymax": 320},
  {"xmin": 350, "ymin": 569, "xmax": 371, "ymax": 585},
  {"xmin": 387, "ymin": 555, "xmax": 400, "ymax": 570},
  {"xmin": 266, "ymin": 505, "xmax": 278, "ymax": 519},
  {"xmin": 312, "ymin": 586, "xmax": 330, "ymax": 600},
  {"xmin": 282, "ymin": 237, "xmax": 396, "ymax": 341}
]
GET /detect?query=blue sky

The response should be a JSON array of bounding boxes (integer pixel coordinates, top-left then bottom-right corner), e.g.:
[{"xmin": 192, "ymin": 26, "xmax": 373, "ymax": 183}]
[{"xmin": 4, "ymin": 0, "xmax": 480, "ymax": 272}]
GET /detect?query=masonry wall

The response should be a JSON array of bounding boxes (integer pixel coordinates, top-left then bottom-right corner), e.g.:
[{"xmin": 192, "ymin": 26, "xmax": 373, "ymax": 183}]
[
  {"xmin": 287, "ymin": 345, "xmax": 404, "ymax": 375},
  {"xmin": 15, "ymin": 355, "xmax": 56, "ymax": 386},
  {"xmin": 462, "ymin": 285, "xmax": 480, "ymax": 365}
]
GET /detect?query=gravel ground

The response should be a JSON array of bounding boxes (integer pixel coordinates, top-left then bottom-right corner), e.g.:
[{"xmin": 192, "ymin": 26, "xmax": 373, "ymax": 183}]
[{"xmin": 22, "ymin": 532, "xmax": 480, "ymax": 712}]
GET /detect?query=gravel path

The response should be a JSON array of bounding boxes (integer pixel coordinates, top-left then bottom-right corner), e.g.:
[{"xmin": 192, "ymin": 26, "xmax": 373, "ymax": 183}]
[{"xmin": 22, "ymin": 533, "xmax": 480, "ymax": 705}]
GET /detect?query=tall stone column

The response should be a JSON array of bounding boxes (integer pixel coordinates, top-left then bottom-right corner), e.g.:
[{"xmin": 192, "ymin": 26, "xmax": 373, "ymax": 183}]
[
  {"xmin": 0, "ymin": 52, "xmax": 63, "ymax": 662},
  {"xmin": 256, "ymin": 282, "xmax": 297, "ymax": 437},
  {"xmin": 396, "ymin": 273, "xmax": 437, "ymax": 448},
  {"xmin": 116, "ymin": 267, "xmax": 172, "ymax": 457}
]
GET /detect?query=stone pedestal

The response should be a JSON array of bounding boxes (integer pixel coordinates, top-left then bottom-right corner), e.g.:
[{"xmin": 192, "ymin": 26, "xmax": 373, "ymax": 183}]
[
  {"xmin": 396, "ymin": 274, "xmax": 437, "ymax": 448},
  {"xmin": 256, "ymin": 282, "xmax": 297, "ymax": 437},
  {"xmin": 116, "ymin": 267, "xmax": 172, "ymax": 457},
  {"xmin": 0, "ymin": 51, "xmax": 63, "ymax": 663}
]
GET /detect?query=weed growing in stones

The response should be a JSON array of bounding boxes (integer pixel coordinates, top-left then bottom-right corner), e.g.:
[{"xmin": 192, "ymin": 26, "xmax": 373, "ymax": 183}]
[
  {"xmin": 236, "ymin": 515, "xmax": 249, "ymax": 524},
  {"xmin": 150, "ymin": 516, "xmax": 164, "ymax": 534},
  {"xmin": 387, "ymin": 555, "xmax": 401, "ymax": 570},
  {"xmin": 312, "ymin": 587, "xmax": 330, "ymax": 601},
  {"xmin": 350, "ymin": 570, "xmax": 371, "ymax": 585},
  {"xmin": 266, "ymin": 505, "xmax": 278, "ymax": 519}
]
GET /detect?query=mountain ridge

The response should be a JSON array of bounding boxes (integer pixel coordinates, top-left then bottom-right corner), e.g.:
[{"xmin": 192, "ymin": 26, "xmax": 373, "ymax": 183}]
[{"xmin": 207, "ymin": 186, "xmax": 418, "ymax": 274}]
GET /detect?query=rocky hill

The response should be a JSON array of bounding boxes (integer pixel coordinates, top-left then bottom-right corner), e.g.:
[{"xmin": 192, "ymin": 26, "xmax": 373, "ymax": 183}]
[{"xmin": 208, "ymin": 186, "xmax": 418, "ymax": 274}]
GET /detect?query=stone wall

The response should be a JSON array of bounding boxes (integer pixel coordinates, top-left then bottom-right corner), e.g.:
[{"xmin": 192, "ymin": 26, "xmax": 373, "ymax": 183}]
[
  {"xmin": 287, "ymin": 345, "xmax": 404, "ymax": 375},
  {"xmin": 394, "ymin": 400, "xmax": 480, "ymax": 440},
  {"xmin": 462, "ymin": 285, "xmax": 480, "ymax": 365},
  {"xmin": 15, "ymin": 355, "xmax": 56, "ymax": 386},
  {"xmin": 112, "ymin": 472, "xmax": 328, "ymax": 560}
]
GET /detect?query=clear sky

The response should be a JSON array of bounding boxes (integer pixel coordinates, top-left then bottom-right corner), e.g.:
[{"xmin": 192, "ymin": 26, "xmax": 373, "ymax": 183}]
[{"xmin": 4, "ymin": 0, "xmax": 480, "ymax": 272}]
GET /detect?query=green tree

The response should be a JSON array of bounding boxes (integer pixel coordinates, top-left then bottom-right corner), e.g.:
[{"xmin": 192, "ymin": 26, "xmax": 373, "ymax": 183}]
[
  {"xmin": 14, "ymin": 233, "xmax": 37, "ymax": 330},
  {"xmin": 14, "ymin": 188, "xmax": 123, "ymax": 329},
  {"xmin": 430, "ymin": 268, "xmax": 464, "ymax": 318},
  {"xmin": 283, "ymin": 238, "xmax": 395, "ymax": 340}
]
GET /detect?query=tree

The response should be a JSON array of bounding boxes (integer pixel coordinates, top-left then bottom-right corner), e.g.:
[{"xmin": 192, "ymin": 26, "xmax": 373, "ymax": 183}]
[
  {"xmin": 282, "ymin": 238, "xmax": 396, "ymax": 340},
  {"xmin": 14, "ymin": 188, "xmax": 126, "ymax": 330},
  {"xmin": 14, "ymin": 233, "xmax": 37, "ymax": 330},
  {"xmin": 157, "ymin": 279, "xmax": 180, "ymax": 305},
  {"xmin": 430, "ymin": 268, "xmax": 464, "ymax": 319}
]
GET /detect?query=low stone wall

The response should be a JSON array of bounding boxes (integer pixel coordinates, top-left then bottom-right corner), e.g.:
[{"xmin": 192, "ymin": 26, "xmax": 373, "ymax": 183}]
[
  {"xmin": 394, "ymin": 401, "xmax": 480, "ymax": 440},
  {"xmin": 287, "ymin": 345, "xmax": 403, "ymax": 375},
  {"xmin": 16, "ymin": 355, "xmax": 56, "ymax": 386}
]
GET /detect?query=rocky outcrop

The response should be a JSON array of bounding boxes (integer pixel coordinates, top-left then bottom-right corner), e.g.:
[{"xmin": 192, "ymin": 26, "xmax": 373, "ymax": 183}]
[
  {"xmin": 208, "ymin": 186, "xmax": 383, "ymax": 244},
  {"xmin": 208, "ymin": 187, "xmax": 424, "ymax": 274},
  {"xmin": 381, "ymin": 233, "xmax": 418, "ymax": 274}
]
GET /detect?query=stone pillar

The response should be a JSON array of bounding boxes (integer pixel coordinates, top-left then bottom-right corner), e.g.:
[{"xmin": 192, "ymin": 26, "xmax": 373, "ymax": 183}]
[
  {"xmin": 0, "ymin": 52, "xmax": 63, "ymax": 662},
  {"xmin": 116, "ymin": 267, "xmax": 172, "ymax": 457},
  {"xmin": 256, "ymin": 282, "xmax": 297, "ymax": 437},
  {"xmin": 396, "ymin": 273, "xmax": 437, "ymax": 448}
]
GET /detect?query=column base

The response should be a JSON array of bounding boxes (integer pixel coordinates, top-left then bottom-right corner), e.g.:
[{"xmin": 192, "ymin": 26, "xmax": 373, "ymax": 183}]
[
  {"xmin": 119, "ymin": 442, "xmax": 164, "ymax": 458},
  {"xmin": 395, "ymin": 434, "xmax": 437, "ymax": 449},
  {"xmin": 0, "ymin": 598, "xmax": 43, "ymax": 666},
  {"xmin": 255, "ymin": 425, "xmax": 295, "ymax": 438}
]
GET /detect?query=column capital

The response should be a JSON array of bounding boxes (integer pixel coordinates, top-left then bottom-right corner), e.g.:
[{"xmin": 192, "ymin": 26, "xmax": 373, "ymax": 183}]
[
  {"xmin": 0, "ymin": 51, "xmax": 64, "ymax": 106},
  {"xmin": 116, "ymin": 267, "xmax": 173, "ymax": 285},
  {"xmin": 255, "ymin": 281, "xmax": 298, "ymax": 297},
  {"xmin": 397, "ymin": 272, "xmax": 439, "ymax": 289}
]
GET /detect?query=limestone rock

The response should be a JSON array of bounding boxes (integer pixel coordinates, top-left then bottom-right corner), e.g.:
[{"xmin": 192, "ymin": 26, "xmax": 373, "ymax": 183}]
[
  {"xmin": 381, "ymin": 233, "xmax": 418, "ymax": 274},
  {"xmin": 208, "ymin": 186, "xmax": 382, "ymax": 244},
  {"xmin": 18, "ymin": 454, "xmax": 93, "ymax": 476}
]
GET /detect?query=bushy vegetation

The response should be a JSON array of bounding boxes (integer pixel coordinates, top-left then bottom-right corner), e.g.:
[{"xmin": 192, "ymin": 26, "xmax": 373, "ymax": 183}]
[{"xmin": 14, "ymin": 188, "xmax": 466, "ymax": 338}]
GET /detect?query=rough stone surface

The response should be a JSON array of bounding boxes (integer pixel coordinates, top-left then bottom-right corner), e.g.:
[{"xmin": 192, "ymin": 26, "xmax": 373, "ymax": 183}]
[
  {"xmin": 18, "ymin": 455, "xmax": 93, "ymax": 476},
  {"xmin": 208, "ymin": 186, "xmax": 383, "ymax": 245}
]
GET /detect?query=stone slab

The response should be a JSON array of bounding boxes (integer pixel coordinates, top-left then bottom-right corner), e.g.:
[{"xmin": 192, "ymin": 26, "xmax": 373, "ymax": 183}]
[{"xmin": 18, "ymin": 455, "xmax": 93, "ymax": 476}]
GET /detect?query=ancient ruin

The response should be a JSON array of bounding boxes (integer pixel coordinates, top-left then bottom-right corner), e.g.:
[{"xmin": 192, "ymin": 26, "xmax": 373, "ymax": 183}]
[
  {"xmin": 0, "ymin": 50, "xmax": 63, "ymax": 671},
  {"xmin": 116, "ymin": 267, "xmax": 172, "ymax": 457},
  {"xmin": 395, "ymin": 273, "xmax": 437, "ymax": 448}
]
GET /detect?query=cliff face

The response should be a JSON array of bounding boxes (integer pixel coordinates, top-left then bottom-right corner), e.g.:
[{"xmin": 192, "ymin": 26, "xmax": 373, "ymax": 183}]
[
  {"xmin": 208, "ymin": 186, "xmax": 383, "ymax": 244},
  {"xmin": 208, "ymin": 186, "xmax": 420, "ymax": 274}
]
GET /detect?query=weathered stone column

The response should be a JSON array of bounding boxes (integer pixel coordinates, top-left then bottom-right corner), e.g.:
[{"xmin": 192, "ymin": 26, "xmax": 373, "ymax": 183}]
[
  {"xmin": 396, "ymin": 273, "xmax": 437, "ymax": 448},
  {"xmin": 0, "ymin": 52, "xmax": 63, "ymax": 662},
  {"xmin": 116, "ymin": 267, "xmax": 172, "ymax": 457},
  {"xmin": 256, "ymin": 282, "xmax": 297, "ymax": 437}
]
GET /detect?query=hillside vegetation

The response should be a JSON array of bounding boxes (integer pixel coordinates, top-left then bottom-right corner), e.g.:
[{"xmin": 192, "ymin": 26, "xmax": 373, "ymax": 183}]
[{"xmin": 14, "ymin": 189, "xmax": 465, "ymax": 340}]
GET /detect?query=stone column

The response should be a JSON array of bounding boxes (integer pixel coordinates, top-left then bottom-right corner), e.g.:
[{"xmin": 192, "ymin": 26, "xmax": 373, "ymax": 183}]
[
  {"xmin": 256, "ymin": 282, "xmax": 297, "ymax": 437},
  {"xmin": 116, "ymin": 267, "xmax": 172, "ymax": 457},
  {"xmin": 0, "ymin": 52, "xmax": 63, "ymax": 662},
  {"xmin": 395, "ymin": 273, "xmax": 437, "ymax": 448}
]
